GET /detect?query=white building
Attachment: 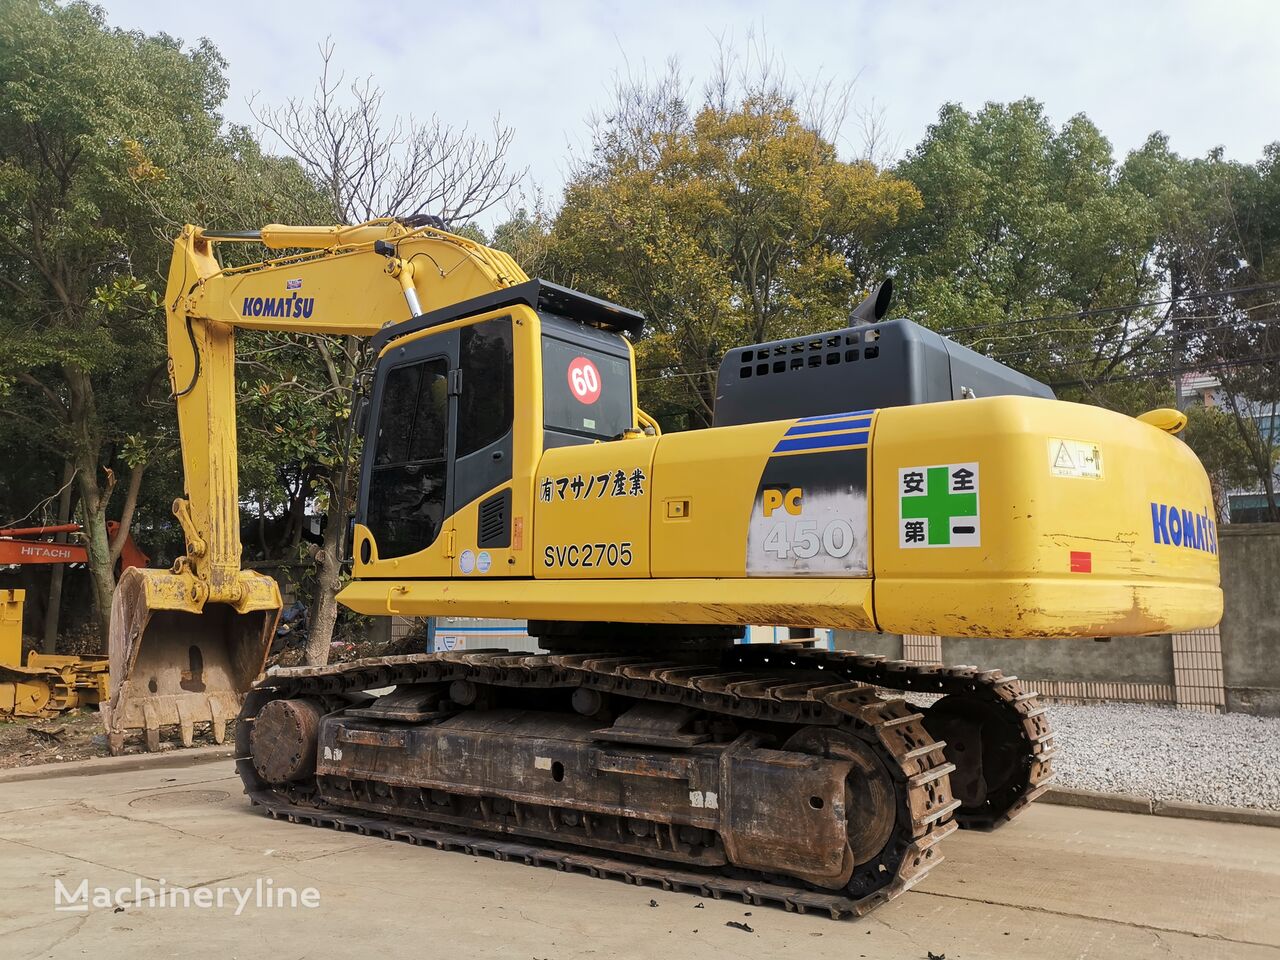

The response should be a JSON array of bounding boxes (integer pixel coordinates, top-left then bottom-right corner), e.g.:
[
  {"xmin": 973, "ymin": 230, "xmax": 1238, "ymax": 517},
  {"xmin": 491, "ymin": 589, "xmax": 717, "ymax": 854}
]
[{"xmin": 1178, "ymin": 372, "xmax": 1279, "ymax": 523}]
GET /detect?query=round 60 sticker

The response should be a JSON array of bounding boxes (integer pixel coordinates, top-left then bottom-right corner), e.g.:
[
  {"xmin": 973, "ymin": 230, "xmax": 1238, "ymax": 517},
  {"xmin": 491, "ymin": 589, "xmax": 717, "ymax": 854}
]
[{"xmin": 567, "ymin": 356, "xmax": 601, "ymax": 404}]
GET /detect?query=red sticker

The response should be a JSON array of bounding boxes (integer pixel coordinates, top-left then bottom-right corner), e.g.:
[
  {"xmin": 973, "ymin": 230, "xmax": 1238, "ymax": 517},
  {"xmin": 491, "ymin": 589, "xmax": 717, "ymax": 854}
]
[
  {"xmin": 1070, "ymin": 551, "xmax": 1092, "ymax": 573},
  {"xmin": 567, "ymin": 356, "xmax": 601, "ymax": 404}
]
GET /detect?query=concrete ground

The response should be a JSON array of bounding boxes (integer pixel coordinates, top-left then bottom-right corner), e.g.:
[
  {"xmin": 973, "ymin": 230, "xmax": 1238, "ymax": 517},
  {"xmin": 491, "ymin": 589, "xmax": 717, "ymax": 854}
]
[{"xmin": 1, "ymin": 757, "xmax": 1277, "ymax": 960}]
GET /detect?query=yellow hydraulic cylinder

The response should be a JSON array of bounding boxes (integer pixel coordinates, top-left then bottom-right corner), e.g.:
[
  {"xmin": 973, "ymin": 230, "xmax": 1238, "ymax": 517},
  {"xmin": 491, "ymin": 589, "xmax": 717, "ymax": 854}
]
[{"xmin": 0, "ymin": 589, "xmax": 23, "ymax": 668}]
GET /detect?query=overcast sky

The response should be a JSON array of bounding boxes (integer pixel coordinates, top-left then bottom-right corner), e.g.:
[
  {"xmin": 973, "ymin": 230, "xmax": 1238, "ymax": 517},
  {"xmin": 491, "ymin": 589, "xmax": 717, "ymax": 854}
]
[{"xmin": 99, "ymin": 0, "xmax": 1279, "ymax": 224}]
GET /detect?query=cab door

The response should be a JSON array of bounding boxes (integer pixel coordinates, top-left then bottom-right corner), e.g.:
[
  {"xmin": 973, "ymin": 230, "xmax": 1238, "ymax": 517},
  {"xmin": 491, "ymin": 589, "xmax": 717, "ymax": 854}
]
[
  {"xmin": 448, "ymin": 315, "xmax": 517, "ymax": 577},
  {"xmin": 358, "ymin": 330, "xmax": 459, "ymax": 577},
  {"xmin": 358, "ymin": 312, "xmax": 524, "ymax": 580}
]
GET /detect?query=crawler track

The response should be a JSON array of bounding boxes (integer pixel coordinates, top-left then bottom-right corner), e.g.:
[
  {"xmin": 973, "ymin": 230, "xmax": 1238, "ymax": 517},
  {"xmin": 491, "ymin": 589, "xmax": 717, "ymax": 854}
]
[
  {"xmin": 235, "ymin": 649, "xmax": 967, "ymax": 918},
  {"xmin": 724, "ymin": 647, "xmax": 1056, "ymax": 828}
]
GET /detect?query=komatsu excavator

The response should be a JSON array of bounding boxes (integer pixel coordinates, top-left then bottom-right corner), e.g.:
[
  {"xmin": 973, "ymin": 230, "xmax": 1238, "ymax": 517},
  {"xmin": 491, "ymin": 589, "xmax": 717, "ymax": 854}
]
[{"xmin": 105, "ymin": 218, "xmax": 1221, "ymax": 917}]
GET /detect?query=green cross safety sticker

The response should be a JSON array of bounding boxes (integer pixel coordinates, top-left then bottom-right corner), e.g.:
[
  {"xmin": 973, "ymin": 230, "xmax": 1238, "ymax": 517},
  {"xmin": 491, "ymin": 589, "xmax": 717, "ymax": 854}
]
[{"xmin": 899, "ymin": 462, "xmax": 980, "ymax": 548}]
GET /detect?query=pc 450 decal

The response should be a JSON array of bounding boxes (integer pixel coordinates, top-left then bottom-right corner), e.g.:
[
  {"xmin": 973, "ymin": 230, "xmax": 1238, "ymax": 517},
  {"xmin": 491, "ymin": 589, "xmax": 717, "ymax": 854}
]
[{"xmin": 746, "ymin": 447, "xmax": 868, "ymax": 576}]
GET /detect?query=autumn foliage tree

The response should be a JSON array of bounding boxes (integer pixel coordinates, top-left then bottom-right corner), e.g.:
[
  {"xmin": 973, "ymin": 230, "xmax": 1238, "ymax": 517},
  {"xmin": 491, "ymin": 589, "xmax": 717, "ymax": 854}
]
[{"xmin": 547, "ymin": 64, "xmax": 920, "ymax": 428}]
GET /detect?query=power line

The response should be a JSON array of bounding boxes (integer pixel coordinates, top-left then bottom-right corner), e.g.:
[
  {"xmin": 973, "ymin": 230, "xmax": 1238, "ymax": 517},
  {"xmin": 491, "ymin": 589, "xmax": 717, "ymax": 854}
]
[
  {"xmin": 633, "ymin": 352, "xmax": 1280, "ymax": 394},
  {"xmin": 637, "ymin": 319, "xmax": 1276, "ymax": 382},
  {"xmin": 635, "ymin": 340, "xmax": 1275, "ymax": 385},
  {"xmin": 637, "ymin": 368, "xmax": 718, "ymax": 384},
  {"xmin": 634, "ymin": 296, "xmax": 1280, "ymax": 379},
  {"xmin": 1051, "ymin": 353, "xmax": 1280, "ymax": 389},
  {"xmin": 936, "ymin": 279, "xmax": 1280, "ymax": 336},
  {"xmin": 631, "ymin": 292, "xmax": 1280, "ymax": 388},
  {"xmin": 989, "ymin": 313, "xmax": 1280, "ymax": 370},
  {"xmin": 965, "ymin": 300, "xmax": 1280, "ymax": 355}
]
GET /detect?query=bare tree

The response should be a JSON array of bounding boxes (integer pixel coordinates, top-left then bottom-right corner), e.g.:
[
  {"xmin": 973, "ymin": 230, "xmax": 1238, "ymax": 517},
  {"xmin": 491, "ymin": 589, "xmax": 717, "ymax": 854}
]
[
  {"xmin": 853, "ymin": 98, "xmax": 902, "ymax": 167},
  {"xmin": 706, "ymin": 30, "xmax": 854, "ymax": 145},
  {"xmin": 250, "ymin": 41, "xmax": 525, "ymax": 665},
  {"xmin": 581, "ymin": 32, "xmax": 865, "ymax": 184},
  {"xmin": 251, "ymin": 40, "xmax": 522, "ymax": 224},
  {"xmin": 581, "ymin": 56, "xmax": 692, "ymax": 177}
]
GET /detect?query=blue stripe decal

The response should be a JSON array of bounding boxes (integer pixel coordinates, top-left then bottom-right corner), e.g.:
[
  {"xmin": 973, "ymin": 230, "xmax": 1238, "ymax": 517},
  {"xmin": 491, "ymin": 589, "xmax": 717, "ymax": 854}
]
[
  {"xmin": 784, "ymin": 416, "xmax": 872, "ymax": 437},
  {"xmin": 797, "ymin": 408, "xmax": 875, "ymax": 423},
  {"xmin": 773, "ymin": 430, "xmax": 869, "ymax": 453}
]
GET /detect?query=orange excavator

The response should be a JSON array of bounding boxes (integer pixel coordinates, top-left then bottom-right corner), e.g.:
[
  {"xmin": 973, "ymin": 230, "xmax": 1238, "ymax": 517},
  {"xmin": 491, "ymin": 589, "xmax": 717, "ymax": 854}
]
[
  {"xmin": 0, "ymin": 522, "xmax": 147, "ymax": 717},
  {"xmin": 0, "ymin": 522, "xmax": 148, "ymax": 570}
]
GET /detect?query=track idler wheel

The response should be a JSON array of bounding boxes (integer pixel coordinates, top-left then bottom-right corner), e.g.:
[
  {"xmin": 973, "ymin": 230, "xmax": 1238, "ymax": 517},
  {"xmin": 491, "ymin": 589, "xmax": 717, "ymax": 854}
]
[
  {"xmin": 922, "ymin": 695, "xmax": 1023, "ymax": 820},
  {"xmin": 250, "ymin": 698, "xmax": 322, "ymax": 785}
]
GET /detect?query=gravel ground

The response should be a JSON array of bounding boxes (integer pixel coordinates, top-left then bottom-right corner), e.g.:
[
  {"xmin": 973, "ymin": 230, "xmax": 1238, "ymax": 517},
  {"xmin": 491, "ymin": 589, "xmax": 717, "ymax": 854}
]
[{"xmin": 1043, "ymin": 701, "xmax": 1280, "ymax": 810}]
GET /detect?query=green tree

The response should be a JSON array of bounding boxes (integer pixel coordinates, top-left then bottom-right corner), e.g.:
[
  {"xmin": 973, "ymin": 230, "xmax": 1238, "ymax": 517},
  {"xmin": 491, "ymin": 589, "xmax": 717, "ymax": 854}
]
[
  {"xmin": 1183, "ymin": 403, "xmax": 1264, "ymax": 519},
  {"xmin": 491, "ymin": 201, "xmax": 553, "ymax": 277},
  {"xmin": 549, "ymin": 66, "xmax": 920, "ymax": 428},
  {"xmin": 882, "ymin": 99, "xmax": 1170, "ymax": 399},
  {"xmin": 0, "ymin": 0, "xmax": 319, "ymax": 643},
  {"xmin": 1123, "ymin": 136, "xmax": 1280, "ymax": 518}
]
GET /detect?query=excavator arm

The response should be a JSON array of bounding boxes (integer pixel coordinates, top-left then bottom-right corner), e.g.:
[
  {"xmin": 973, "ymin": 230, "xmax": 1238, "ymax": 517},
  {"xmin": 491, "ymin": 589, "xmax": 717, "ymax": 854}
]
[{"xmin": 104, "ymin": 219, "xmax": 527, "ymax": 752}]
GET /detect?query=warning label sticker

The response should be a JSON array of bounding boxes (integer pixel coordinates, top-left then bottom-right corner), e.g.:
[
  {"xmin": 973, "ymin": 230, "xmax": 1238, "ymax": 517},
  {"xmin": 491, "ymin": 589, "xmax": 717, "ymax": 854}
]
[
  {"xmin": 899, "ymin": 463, "xmax": 980, "ymax": 548},
  {"xmin": 1048, "ymin": 438, "xmax": 1104, "ymax": 480}
]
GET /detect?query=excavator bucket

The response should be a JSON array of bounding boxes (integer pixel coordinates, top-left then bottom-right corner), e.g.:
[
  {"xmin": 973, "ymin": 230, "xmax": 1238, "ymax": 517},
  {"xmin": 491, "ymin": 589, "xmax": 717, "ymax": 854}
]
[{"xmin": 102, "ymin": 566, "xmax": 280, "ymax": 753}]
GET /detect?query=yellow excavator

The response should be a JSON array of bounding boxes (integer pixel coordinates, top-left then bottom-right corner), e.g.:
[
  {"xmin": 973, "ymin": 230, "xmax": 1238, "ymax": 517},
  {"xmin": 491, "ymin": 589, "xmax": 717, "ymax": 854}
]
[{"xmin": 106, "ymin": 218, "xmax": 1221, "ymax": 917}]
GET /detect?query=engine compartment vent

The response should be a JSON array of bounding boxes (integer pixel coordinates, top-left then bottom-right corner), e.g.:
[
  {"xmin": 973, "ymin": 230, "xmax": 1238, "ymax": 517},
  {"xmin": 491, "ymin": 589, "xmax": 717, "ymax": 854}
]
[
  {"xmin": 713, "ymin": 318, "xmax": 1052, "ymax": 427},
  {"xmin": 477, "ymin": 489, "xmax": 511, "ymax": 549}
]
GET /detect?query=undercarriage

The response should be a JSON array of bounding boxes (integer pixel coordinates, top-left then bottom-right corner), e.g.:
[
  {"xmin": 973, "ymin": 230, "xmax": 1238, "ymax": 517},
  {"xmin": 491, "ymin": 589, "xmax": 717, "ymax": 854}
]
[{"xmin": 236, "ymin": 645, "xmax": 1054, "ymax": 919}]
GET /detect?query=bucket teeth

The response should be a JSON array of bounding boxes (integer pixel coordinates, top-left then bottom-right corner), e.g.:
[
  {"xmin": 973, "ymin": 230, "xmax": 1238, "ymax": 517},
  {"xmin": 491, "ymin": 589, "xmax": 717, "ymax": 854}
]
[{"xmin": 103, "ymin": 566, "xmax": 279, "ymax": 753}]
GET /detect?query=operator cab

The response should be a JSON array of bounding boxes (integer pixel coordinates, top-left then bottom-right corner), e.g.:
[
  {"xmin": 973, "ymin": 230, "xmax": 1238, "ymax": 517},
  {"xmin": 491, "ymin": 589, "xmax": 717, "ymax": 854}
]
[{"xmin": 355, "ymin": 280, "xmax": 643, "ymax": 563}]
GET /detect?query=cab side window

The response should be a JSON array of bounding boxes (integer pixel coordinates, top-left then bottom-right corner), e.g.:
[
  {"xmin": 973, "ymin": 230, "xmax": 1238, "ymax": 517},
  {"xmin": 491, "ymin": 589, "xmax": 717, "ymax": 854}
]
[
  {"xmin": 367, "ymin": 357, "xmax": 449, "ymax": 558},
  {"xmin": 457, "ymin": 317, "xmax": 513, "ymax": 457}
]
